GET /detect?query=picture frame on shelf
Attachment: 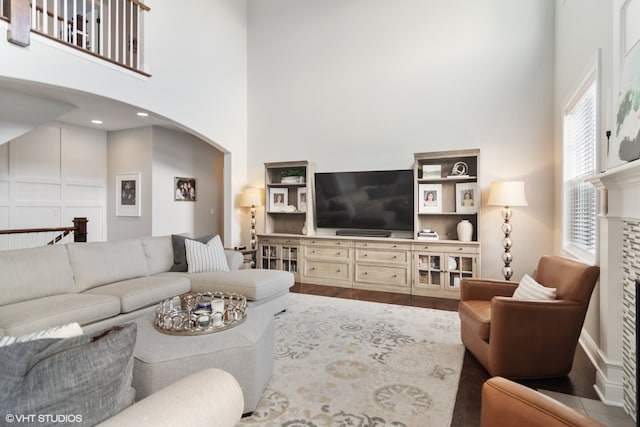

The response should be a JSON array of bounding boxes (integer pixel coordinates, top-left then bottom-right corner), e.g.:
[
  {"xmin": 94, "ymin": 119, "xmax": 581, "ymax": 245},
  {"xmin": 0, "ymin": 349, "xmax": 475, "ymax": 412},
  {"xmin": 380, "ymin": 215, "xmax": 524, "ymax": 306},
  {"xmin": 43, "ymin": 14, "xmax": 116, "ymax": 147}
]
[
  {"xmin": 418, "ymin": 183, "xmax": 442, "ymax": 213},
  {"xmin": 116, "ymin": 173, "xmax": 141, "ymax": 217},
  {"xmin": 421, "ymin": 164, "xmax": 442, "ymax": 179},
  {"xmin": 174, "ymin": 177, "xmax": 197, "ymax": 201},
  {"xmin": 269, "ymin": 188, "xmax": 288, "ymax": 212},
  {"xmin": 297, "ymin": 187, "xmax": 307, "ymax": 212},
  {"xmin": 455, "ymin": 182, "xmax": 477, "ymax": 213}
]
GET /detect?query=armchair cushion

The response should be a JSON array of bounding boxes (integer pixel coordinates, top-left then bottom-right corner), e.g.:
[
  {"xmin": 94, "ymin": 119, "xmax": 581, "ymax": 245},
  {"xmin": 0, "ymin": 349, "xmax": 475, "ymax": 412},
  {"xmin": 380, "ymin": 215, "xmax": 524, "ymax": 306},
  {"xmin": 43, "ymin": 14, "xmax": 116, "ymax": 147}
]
[
  {"xmin": 459, "ymin": 300, "xmax": 492, "ymax": 341},
  {"xmin": 513, "ymin": 274, "xmax": 557, "ymax": 300}
]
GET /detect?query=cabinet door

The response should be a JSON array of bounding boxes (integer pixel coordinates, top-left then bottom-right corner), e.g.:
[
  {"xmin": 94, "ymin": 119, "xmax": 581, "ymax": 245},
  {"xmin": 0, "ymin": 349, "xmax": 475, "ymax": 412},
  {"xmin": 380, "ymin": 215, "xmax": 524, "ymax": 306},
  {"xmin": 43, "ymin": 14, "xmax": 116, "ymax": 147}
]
[
  {"xmin": 281, "ymin": 245, "xmax": 299, "ymax": 274},
  {"xmin": 415, "ymin": 253, "xmax": 445, "ymax": 290},
  {"xmin": 444, "ymin": 253, "xmax": 476, "ymax": 291},
  {"xmin": 259, "ymin": 244, "xmax": 279, "ymax": 270}
]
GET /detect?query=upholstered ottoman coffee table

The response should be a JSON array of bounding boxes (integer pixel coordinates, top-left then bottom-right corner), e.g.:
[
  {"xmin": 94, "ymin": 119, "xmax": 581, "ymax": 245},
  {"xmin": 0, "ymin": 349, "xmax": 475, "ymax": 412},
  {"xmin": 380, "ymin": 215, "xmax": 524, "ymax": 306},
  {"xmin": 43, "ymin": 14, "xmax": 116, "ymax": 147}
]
[{"xmin": 131, "ymin": 303, "xmax": 274, "ymax": 413}]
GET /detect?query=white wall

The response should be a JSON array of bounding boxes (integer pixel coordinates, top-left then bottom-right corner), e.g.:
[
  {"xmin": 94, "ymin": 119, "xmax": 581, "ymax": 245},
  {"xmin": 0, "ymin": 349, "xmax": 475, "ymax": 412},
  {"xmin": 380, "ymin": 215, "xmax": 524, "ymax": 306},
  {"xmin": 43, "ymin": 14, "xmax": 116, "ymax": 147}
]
[
  {"xmin": 0, "ymin": 124, "xmax": 106, "ymax": 247},
  {"xmin": 107, "ymin": 127, "xmax": 153, "ymax": 241},
  {"xmin": 151, "ymin": 127, "xmax": 225, "ymax": 239},
  {"xmin": 247, "ymin": 0, "xmax": 556, "ymax": 279},
  {"xmin": 0, "ymin": 0, "xmax": 248, "ymax": 246}
]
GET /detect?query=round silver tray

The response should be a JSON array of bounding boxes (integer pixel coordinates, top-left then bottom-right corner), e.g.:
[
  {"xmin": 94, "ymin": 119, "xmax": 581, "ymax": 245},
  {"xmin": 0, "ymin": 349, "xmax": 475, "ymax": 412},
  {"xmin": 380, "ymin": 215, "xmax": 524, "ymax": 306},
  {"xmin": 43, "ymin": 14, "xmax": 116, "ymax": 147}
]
[{"xmin": 154, "ymin": 292, "xmax": 247, "ymax": 336}]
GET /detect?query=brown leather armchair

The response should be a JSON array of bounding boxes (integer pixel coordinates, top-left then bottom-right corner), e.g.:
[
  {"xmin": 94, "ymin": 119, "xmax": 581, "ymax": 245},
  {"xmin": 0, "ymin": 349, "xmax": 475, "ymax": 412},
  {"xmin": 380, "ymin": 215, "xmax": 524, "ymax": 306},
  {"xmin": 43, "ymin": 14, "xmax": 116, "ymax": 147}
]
[
  {"xmin": 458, "ymin": 255, "xmax": 600, "ymax": 378},
  {"xmin": 481, "ymin": 376, "xmax": 604, "ymax": 427}
]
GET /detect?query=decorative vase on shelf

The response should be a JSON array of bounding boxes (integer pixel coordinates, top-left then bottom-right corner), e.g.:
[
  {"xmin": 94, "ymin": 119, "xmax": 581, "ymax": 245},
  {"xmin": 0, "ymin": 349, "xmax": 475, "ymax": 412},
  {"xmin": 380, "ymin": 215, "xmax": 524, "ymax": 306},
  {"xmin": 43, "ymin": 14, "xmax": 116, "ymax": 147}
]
[{"xmin": 457, "ymin": 220, "xmax": 473, "ymax": 242}]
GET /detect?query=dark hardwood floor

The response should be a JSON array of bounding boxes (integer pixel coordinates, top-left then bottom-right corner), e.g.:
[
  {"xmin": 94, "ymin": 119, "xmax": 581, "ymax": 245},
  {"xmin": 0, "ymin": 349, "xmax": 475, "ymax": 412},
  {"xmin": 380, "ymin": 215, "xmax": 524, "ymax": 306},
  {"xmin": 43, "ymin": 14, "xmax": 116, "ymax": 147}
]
[{"xmin": 290, "ymin": 283, "xmax": 598, "ymax": 427}]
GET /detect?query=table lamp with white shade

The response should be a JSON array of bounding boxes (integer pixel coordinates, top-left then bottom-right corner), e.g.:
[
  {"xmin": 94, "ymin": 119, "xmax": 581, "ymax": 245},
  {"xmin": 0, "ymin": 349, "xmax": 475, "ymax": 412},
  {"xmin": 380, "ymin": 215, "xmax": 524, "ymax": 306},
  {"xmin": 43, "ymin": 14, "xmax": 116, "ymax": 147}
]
[
  {"xmin": 487, "ymin": 181, "xmax": 528, "ymax": 280},
  {"xmin": 240, "ymin": 187, "xmax": 263, "ymax": 250}
]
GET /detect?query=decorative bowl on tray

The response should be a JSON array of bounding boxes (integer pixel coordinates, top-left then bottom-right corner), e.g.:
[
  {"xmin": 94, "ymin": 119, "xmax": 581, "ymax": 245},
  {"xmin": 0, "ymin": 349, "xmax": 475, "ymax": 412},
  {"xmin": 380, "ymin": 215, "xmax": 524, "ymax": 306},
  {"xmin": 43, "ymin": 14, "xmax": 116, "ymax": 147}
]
[{"xmin": 154, "ymin": 291, "xmax": 247, "ymax": 336}]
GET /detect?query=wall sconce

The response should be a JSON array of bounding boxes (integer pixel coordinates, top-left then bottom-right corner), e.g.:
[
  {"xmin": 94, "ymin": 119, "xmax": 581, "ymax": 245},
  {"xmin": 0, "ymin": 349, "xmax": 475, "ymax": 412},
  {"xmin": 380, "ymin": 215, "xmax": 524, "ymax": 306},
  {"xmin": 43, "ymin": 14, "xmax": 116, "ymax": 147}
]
[
  {"xmin": 487, "ymin": 181, "xmax": 528, "ymax": 280},
  {"xmin": 240, "ymin": 187, "xmax": 263, "ymax": 250}
]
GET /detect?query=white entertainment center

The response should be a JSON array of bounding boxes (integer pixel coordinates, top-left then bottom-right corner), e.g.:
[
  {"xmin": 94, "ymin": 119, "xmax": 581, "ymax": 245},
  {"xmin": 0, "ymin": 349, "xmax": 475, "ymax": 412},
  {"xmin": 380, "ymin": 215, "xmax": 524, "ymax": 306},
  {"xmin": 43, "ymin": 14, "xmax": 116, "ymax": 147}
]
[{"xmin": 258, "ymin": 149, "xmax": 480, "ymax": 299}]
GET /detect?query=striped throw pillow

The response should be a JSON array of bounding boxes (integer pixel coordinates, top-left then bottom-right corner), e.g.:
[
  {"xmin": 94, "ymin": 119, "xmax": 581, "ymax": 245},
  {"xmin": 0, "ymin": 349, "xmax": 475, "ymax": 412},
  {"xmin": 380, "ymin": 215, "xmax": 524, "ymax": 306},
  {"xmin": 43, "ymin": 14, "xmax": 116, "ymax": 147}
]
[
  {"xmin": 185, "ymin": 235, "xmax": 230, "ymax": 273},
  {"xmin": 513, "ymin": 274, "xmax": 557, "ymax": 300},
  {"xmin": 0, "ymin": 323, "xmax": 83, "ymax": 347}
]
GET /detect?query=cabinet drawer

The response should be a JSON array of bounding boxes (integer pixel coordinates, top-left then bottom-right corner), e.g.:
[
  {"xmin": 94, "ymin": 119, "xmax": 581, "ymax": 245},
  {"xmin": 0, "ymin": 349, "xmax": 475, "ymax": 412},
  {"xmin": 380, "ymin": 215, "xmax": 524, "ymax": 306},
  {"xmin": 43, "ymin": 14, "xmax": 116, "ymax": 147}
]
[
  {"xmin": 305, "ymin": 239, "xmax": 351, "ymax": 248},
  {"xmin": 355, "ymin": 264, "xmax": 410, "ymax": 286},
  {"xmin": 355, "ymin": 248, "xmax": 410, "ymax": 264},
  {"xmin": 412, "ymin": 243, "xmax": 478, "ymax": 254},
  {"xmin": 304, "ymin": 245, "xmax": 350, "ymax": 260},
  {"xmin": 304, "ymin": 260, "xmax": 351, "ymax": 280},
  {"xmin": 355, "ymin": 241, "xmax": 412, "ymax": 250}
]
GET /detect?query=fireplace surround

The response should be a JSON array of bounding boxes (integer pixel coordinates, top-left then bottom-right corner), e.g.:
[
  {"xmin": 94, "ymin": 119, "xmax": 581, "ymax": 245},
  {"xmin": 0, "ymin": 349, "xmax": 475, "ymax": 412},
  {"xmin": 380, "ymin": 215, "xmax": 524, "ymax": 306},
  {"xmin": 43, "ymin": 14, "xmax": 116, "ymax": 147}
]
[{"xmin": 588, "ymin": 160, "xmax": 640, "ymax": 422}]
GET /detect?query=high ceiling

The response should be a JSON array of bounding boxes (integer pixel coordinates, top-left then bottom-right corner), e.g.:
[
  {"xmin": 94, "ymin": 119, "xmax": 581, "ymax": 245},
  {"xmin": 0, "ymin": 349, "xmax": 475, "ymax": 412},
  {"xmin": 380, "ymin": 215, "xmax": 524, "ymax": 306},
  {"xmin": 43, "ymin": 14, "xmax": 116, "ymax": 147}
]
[{"xmin": 0, "ymin": 78, "xmax": 179, "ymax": 133}]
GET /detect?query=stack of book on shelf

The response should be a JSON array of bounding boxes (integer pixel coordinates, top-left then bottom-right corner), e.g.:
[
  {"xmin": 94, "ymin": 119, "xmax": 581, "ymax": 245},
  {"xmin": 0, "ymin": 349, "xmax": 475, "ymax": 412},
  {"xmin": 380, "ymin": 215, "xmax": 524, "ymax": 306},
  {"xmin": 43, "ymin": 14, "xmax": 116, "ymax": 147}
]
[{"xmin": 417, "ymin": 229, "xmax": 439, "ymax": 240}]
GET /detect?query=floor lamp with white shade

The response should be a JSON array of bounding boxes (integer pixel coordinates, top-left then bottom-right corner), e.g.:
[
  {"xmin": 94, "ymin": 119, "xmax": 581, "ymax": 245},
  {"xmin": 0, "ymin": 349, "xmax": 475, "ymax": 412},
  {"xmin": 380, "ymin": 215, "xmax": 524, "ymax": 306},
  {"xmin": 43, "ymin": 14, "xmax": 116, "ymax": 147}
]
[
  {"xmin": 487, "ymin": 181, "xmax": 528, "ymax": 280},
  {"xmin": 240, "ymin": 187, "xmax": 263, "ymax": 251}
]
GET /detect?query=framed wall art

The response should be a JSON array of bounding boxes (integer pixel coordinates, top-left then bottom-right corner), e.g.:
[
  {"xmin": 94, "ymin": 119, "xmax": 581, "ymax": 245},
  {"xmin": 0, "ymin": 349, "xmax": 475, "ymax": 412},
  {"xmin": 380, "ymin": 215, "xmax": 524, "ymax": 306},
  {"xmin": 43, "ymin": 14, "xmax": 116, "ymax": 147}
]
[
  {"xmin": 455, "ymin": 182, "xmax": 478, "ymax": 213},
  {"xmin": 175, "ymin": 177, "xmax": 196, "ymax": 201},
  {"xmin": 610, "ymin": 0, "xmax": 640, "ymax": 168},
  {"xmin": 418, "ymin": 183, "xmax": 442, "ymax": 213},
  {"xmin": 116, "ymin": 173, "xmax": 141, "ymax": 217},
  {"xmin": 297, "ymin": 187, "xmax": 307, "ymax": 212},
  {"xmin": 269, "ymin": 188, "xmax": 288, "ymax": 212}
]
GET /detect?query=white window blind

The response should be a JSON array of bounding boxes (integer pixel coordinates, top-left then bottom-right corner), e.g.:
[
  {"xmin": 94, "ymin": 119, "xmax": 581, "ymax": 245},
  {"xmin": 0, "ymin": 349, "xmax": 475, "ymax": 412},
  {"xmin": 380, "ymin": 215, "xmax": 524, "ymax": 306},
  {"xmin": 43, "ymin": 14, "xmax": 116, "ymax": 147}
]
[{"xmin": 563, "ymin": 80, "xmax": 597, "ymax": 255}]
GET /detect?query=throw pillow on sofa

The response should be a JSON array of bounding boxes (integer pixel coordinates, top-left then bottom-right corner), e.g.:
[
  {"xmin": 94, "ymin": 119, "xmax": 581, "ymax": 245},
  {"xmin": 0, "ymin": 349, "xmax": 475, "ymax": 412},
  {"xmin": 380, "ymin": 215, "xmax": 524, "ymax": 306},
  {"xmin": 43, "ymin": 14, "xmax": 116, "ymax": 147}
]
[
  {"xmin": 0, "ymin": 323, "xmax": 137, "ymax": 426},
  {"xmin": 169, "ymin": 233, "xmax": 215, "ymax": 272},
  {"xmin": 185, "ymin": 235, "xmax": 230, "ymax": 273},
  {"xmin": 0, "ymin": 322, "xmax": 83, "ymax": 347}
]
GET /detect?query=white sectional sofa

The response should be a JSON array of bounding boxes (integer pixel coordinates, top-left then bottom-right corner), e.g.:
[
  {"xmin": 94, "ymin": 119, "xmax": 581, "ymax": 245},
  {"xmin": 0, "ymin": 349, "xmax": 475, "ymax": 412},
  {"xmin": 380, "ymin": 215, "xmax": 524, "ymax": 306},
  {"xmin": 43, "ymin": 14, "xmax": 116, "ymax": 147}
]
[
  {"xmin": 0, "ymin": 234, "xmax": 294, "ymax": 336},
  {"xmin": 0, "ymin": 234, "xmax": 294, "ymax": 424}
]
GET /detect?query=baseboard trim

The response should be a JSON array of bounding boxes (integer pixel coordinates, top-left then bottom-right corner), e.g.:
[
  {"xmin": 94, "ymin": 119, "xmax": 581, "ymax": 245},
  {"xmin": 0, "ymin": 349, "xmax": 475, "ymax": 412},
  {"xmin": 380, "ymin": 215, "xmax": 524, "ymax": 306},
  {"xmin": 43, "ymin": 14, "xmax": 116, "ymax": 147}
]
[{"xmin": 580, "ymin": 330, "xmax": 625, "ymax": 406}]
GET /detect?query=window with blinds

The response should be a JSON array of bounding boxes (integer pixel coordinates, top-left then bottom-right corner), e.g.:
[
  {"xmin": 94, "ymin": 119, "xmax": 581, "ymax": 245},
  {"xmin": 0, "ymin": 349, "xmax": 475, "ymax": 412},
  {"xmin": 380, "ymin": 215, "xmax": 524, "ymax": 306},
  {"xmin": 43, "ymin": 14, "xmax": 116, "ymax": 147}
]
[{"xmin": 563, "ymin": 79, "xmax": 597, "ymax": 256}]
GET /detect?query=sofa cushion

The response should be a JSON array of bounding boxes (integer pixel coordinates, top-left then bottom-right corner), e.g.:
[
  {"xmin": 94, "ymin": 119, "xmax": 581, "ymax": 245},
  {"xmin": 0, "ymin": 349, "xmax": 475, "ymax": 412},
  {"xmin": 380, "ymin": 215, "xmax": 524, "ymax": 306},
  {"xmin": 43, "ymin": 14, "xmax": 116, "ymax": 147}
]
[
  {"xmin": 185, "ymin": 235, "xmax": 229, "ymax": 273},
  {"xmin": 67, "ymin": 239, "xmax": 150, "ymax": 292},
  {"xmin": 0, "ymin": 245, "xmax": 76, "ymax": 306},
  {"xmin": 0, "ymin": 323, "xmax": 83, "ymax": 347},
  {"xmin": 513, "ymin": 274, "xmax": 557, "ymax": 300},
  {"xmin": 84, "ymin": 276, "xmax": 191, "ymax": 313},
  {"xmin": 169, "ymin": 233, "xmax": 215, "ymax": 272},
  {"xmin": 0, "ymin": 293, "xmax": 121, "ymax": 337},
  {"xmin": 142, "ymin": 235, "xmax": 175, "ymax": 275},
  {"xmin": 0, "ymin": 323, "xmax": 137, "ymax": 426},
  {"xmin": 188, "ymin": 269, "xmax": 294, "ymax": 301}
]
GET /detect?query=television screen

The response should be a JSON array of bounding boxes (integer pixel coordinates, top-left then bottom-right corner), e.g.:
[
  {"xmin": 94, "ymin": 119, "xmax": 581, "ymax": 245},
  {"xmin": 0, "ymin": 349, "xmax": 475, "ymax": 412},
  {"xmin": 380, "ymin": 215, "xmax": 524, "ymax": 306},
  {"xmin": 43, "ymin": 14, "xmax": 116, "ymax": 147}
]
[{"xmin": 314, "ymin": 169, "xmax": 414, "ymax": 232}]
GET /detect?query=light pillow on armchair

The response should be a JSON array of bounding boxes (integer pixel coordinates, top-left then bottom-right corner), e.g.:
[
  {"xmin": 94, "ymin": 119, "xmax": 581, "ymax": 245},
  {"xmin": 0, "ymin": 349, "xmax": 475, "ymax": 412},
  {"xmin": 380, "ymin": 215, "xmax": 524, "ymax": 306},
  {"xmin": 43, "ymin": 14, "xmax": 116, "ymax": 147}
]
[
  {"xmin": 185, "ymin": 235, "xmax": 230, "ymax": 273},
  {"xmin": 513, "ymin": 274, "xmax": 557, "ymax": 300}
]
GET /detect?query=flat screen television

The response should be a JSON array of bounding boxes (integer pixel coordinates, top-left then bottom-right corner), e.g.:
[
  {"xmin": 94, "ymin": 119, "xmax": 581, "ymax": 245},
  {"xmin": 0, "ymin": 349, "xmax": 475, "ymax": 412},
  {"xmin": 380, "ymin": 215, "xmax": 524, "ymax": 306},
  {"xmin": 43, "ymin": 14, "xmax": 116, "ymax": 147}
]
[{"xmin": 314, "ymin": 169, "xmax": 414, "ymax": 234}]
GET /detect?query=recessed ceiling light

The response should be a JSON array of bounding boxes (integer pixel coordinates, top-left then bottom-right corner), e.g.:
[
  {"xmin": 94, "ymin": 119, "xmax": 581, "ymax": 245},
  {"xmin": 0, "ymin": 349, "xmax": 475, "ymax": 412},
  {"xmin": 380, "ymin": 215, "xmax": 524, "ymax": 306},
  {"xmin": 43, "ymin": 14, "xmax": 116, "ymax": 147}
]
[
  {"xmin": 137, "ymin": 112, "xmax": 149, "ymax": 117},
  {"xmin": 91, "ymin": 119, "xmax": 103, "ymax": 124}
]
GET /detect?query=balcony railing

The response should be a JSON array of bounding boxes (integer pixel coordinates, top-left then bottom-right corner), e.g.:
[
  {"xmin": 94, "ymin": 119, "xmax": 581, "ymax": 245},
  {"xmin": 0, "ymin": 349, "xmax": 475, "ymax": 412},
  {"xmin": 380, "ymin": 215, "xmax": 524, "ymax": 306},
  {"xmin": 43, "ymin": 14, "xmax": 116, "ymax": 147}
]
[
  {"xmin": 0, "ymin": 217, "xmax": 88, "ymax": 250},
  {"xmin": 2, "ymin": 0, "xmax": 149, "ymax": 75}
]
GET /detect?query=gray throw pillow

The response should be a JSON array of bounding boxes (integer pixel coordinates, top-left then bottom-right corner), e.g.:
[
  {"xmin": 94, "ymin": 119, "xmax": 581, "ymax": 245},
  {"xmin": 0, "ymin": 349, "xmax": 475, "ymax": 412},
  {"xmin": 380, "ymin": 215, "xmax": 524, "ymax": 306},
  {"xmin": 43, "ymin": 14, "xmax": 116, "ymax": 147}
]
[
  {"xmin": 0, "ymin": 323, "xmax": 137, "ymax": 426},
  {"xmin": 169, "ymin": 233, "xmax": 215, "ymax": 272}
]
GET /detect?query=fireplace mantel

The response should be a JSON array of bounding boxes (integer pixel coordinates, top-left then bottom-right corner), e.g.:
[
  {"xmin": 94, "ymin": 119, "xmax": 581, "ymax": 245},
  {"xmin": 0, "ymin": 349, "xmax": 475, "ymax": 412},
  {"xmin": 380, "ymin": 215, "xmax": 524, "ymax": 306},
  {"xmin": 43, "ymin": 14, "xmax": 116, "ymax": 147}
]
[{"xmin": 588, "ymin": 159, "xmax": 640, "ymax": 219}]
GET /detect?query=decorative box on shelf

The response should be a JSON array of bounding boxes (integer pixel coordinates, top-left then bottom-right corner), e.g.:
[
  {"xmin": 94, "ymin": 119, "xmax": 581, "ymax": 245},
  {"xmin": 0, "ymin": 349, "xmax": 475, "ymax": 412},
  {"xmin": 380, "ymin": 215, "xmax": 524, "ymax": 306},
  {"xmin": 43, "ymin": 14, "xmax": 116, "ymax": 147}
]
[{"xmin": 281, "ymin": 176, "xmax": 305, "ymax": 184}]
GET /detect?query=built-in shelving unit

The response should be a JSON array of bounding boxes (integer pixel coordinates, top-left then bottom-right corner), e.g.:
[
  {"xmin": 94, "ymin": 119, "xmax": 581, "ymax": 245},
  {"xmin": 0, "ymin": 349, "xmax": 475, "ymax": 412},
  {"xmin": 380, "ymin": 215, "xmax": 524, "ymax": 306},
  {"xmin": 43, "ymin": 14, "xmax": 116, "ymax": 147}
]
[
  {"xmin": 264, "ymin": 160, "xmax": 314, "ymax": 236},
  {"xmin": 257, "ymin": 151, "xmax": 481, "ymax": 300},
  {"xmin": 412, "ymin": 149, "xmax": 481, "ymax": 297}
]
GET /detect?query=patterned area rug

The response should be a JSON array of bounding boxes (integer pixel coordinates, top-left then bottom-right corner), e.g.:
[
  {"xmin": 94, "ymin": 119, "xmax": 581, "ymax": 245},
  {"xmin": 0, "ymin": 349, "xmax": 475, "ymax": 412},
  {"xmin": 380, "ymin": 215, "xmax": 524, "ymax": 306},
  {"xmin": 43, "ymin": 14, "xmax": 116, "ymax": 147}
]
[{"xmin": 238, "ymin": 293, "xmax": 464, "ymax": 427}]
